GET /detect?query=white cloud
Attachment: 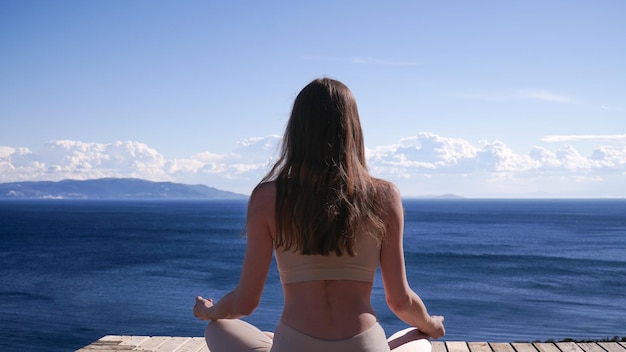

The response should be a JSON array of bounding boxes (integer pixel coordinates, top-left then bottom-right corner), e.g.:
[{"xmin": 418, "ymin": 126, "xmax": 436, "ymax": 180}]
[
  {"xmin": 233, "ymin": 135, "xmax": 281, "ymax": 162},
  {"xmin": 1, "ymin": 133, "xmax": 625, "ymax": 197},
  {"xmin": 0, "ymin": 140, "xmax": 171, "ymax": 182},
  {"xmin": 475, "ymin": 141, "xmax": 539, "ymax": 172},
  {"xmin": 541, "ymin": 134, "xmax": 626, "ymax": 143},
  {"xmin": 367, "ymin": 133, "xmax": 478, "ymax": 172},
  {"xmin": 366, "ymin": 134, "xmax": 626, "ymax": 196},
  {"xmin": 0, "ymin": 146, "xmax": 16, "ymax": 157}
]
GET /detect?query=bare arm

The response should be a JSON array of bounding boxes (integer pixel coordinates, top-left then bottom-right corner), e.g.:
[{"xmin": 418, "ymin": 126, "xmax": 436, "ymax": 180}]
[
  {"xmin": 379, "ymin": 186, "xmax": 445, "ymax": 338},
  {"xmin": 194, "ymin": 183, "xmax": 275, "ymax": 320}
]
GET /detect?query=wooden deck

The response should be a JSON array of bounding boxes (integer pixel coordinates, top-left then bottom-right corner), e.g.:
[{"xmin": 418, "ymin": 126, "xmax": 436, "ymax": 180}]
[{"xmin": 77, "ymin": 335, "xmax": 626, "ymax": 352}]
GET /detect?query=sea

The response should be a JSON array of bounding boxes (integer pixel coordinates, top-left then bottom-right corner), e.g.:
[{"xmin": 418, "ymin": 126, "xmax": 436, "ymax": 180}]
[{"xmin": 1, "ymin": 199, "xmax": 625, "ymax": 351}]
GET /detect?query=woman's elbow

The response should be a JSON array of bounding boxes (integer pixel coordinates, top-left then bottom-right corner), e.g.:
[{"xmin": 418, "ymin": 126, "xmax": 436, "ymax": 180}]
[
  {"xmin": 234, "ymin": 297, "xmax": 259, "ymax": 316},
  {"xmin": 386, "ymin": 294, "xmax": 411, "ymax": 314}
]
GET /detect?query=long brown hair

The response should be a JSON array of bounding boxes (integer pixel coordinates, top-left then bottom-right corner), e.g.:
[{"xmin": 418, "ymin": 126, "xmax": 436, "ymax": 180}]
[{"xmin": 259, "ymin": 78, "xmax": 388, "ymax": 256}]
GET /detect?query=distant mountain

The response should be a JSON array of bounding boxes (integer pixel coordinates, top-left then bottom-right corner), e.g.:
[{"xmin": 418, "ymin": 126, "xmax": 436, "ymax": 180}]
[{"xmin": 0, "ymin": 178, "xmax": 248, "ymax": 200}]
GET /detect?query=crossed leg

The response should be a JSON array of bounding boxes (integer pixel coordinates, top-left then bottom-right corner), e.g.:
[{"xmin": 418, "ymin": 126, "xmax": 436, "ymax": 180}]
[{"xmin": 205, "ymin": 319, "xmax": 273, "ymax": 352}]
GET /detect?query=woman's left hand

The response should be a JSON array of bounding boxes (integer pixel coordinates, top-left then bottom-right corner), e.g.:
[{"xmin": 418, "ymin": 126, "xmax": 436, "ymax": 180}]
[{"xmin": 193, "ymin": 296, "xmax": 214, "ymax": 320}]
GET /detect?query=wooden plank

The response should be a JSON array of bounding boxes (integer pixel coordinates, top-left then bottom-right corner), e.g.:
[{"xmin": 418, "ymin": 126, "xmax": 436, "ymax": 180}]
[
  {"xmin": 118, "ymin": 335, "xmax": 150, "ymax": 346},
  {"xmin": 578, "ymin": 342, "xmax": 610, "ymax": 352},
  {"xmin": 598, "ymin": 342, "xmax": 626, "ymax": 352},
  {"xmin": 76, "ymin": 336, "xmax": 205, "ymax": 352},
  {"xmin": 155, "ymin": 337, "xmax": 191, "ymax": 352},
  {"xmin": 468, "ymin": 341, "xmax": 492, "ymax": 352},
  {"xmin": 513, "ymin": 343, "xmax": 538, "ymax": 352},
  {"xmin": 432, "ymin": 341, "xmax": 448, "ymax": 352},
  {"xmin": 75, "ymin": 339, "xmax": 135, "ymax": 351},
  {"xmin": 447, "ymin": 341, "xmax": 470, "ymax": 352},
  {"xmin": 75, "ymin": 335, "xmax": 134, "ymax": 351},
  {"xmin": 175, "ymin": 337, "xmax": 207, "ymax": 352},
  {"xmin": 535, "ymin": 343, "xmax": 562, "ymax": 352},
  {"xmin": 76, "ymin": 346, "xmax": 134, "ymax": 351},
  {"xmin": 196, "ymin": 344, "xmax": 210, "ymax": 352},
  {"xmin": 136, "ymin": 336, "xmax": 173, "ymax": 350},
  {"xmin": 556, "ymin": 342, "xmax": 585, "ymax": 352},
  {"xmin": 491, "ymin": 343, "xmax": 516, "ymax": 352}
]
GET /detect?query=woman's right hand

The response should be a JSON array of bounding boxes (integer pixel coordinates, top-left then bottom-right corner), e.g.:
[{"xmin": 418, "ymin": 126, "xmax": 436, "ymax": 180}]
[
  {"xmin": 193, "ymin": 296, "xmax": 214, "ymax": 321},
  {"xmin": 424, "ymin": 315, "xmax": 445, "ymax": 339}
]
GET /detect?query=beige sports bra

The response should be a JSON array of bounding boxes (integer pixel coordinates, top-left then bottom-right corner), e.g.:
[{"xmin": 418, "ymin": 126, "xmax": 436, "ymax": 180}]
[{"xmin": 275, "ymin": 233, "xmax": 381, "ymax": 284}]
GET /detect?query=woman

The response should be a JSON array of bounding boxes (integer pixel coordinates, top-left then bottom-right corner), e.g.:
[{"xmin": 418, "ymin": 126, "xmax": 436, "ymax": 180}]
[{"xmin": 193, "ymin": 78, "xmax": 445, "ymax": 351}]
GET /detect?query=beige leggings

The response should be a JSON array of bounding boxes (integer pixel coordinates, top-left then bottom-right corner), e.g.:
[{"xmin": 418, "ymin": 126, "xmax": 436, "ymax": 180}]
[{"xmin": 204, "ymin": 319, "xmax": 431, "ymax": 352}]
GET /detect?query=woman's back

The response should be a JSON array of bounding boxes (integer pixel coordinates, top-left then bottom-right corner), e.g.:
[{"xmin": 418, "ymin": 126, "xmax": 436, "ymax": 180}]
[
  {"xmin": 281, "ymin": 280, "xmax": 377, "ymax": 340},
  {"xmin": 264, "ymin": 179, "xmax": 391, "ymax": 340}
]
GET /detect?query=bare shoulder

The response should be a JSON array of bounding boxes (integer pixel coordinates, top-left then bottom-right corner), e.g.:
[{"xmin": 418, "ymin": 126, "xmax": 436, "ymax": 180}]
[
  {"xmin": 248, "ymin": 181, "xmax": 277, "ymax": 216},
  {"xmin": 251, "ymin": 181, "xmax": 277, "ymax": 200},
  {"xmin": 372, "ymin": 178, "xmax": 401, "ymax": 207}
]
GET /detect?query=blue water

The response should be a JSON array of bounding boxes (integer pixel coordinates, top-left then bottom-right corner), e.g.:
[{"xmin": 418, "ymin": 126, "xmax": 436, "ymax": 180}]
[{"xmin": 1, "ymin": 199, "xmax": 625, "ymax": 351}]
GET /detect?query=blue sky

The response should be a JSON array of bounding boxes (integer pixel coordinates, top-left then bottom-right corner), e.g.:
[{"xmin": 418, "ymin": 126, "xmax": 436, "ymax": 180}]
[{"xmin": 1, "ymin": 1, "xmax": 625, "ymax": 197}]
